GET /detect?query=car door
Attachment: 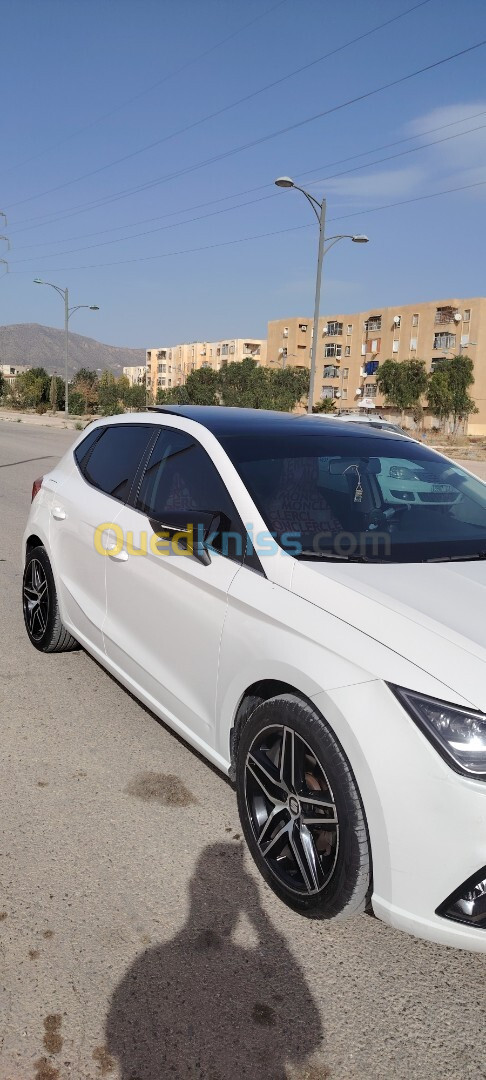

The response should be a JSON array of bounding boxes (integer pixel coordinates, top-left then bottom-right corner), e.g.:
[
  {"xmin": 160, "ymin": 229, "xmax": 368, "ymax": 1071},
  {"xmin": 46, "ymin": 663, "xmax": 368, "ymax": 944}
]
[
  {"xmin": 102, "ymin": 425, "xmax": 248, "ymax": 749},
  {"xmin": 49, "ymin": 422, "xmax": 154, "ymax": 655}
]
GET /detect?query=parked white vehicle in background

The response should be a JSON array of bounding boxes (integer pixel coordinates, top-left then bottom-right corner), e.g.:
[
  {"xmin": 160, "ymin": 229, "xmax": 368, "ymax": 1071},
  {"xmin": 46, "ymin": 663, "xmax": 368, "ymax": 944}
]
[{"xmin": 22, "ymin": 407, "xmax": 486, "ymax": 952}]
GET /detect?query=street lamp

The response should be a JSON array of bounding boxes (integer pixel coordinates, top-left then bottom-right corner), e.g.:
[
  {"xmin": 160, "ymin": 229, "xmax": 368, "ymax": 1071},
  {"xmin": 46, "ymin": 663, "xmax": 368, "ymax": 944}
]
[
  {"xmin": 275, "ymin": 177, "xmax": 368, "ymax": 413},
  {"xmin": 34, "ymin": 278, "xmax": 99, "ymax": 416}
]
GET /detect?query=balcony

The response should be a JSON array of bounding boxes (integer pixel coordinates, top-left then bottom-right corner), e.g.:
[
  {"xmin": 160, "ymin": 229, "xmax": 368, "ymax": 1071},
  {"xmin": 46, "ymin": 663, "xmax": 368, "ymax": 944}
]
[
  {"xmin": 324, "ymin": 321, "xmax": 343, "ymax": 337},
  {"xmin": 364, "ymin": 316, "xmax": 382, "ymax": 333}
]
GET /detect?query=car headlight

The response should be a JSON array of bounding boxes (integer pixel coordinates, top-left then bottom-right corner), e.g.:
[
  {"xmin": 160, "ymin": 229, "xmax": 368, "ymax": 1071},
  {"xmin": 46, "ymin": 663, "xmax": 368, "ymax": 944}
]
[{"xmin": 390, "ymin": 686, "xmax": 486, "ymax": 778}]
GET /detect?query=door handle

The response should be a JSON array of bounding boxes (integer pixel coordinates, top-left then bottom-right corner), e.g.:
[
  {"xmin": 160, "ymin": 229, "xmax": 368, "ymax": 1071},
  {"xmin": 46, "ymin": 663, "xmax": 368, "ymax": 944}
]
[
  {"xmin": 107, "ymin": 546, "xmax": 128, "ymax": 562},
  {"xmin": 52, "ymin": 507, "xmax": 66, "ymax": 520}
]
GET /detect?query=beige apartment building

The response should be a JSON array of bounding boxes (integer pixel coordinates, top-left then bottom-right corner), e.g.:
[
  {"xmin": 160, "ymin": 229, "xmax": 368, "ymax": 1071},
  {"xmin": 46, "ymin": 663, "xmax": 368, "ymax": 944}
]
[
  {"xmin": 267, "ymin": 298, "xmax": 486, "ymax": 433},
  {"xmin": 146, "ymin": 337, "xmax": 266, "ymax": 399},
  {"xmin": 122, "ymin": 364, "xmax": 146, "ymax": 386}
]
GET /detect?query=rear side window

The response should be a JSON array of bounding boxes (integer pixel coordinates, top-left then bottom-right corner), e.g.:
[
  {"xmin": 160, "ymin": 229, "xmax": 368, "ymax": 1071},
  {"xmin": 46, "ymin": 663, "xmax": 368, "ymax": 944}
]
[
  {"xmin": 81, "ymin": 424, "xmax": 153, "ymax": 502},
  {"xmin": 74, "ymin": 425, "xmax": 104, "ymax": 469}
]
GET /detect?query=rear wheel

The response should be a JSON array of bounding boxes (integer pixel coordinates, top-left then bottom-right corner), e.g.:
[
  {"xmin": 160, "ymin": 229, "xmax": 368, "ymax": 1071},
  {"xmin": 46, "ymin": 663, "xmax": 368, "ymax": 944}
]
[
  {"xmin": 236, "ymin": 693, "xmax": 371, "ymax": 918},
  {"xmin": 23, "ymin": 546, "xmax": 79, "ymax": 653}
]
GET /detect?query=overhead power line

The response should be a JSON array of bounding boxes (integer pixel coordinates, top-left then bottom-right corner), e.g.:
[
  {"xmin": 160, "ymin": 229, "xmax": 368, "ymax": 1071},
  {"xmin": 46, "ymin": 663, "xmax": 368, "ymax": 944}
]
[
  {"xmin": 9, "ymin": 176, "xmax": 486, "ymax": 275},
  {"xmin": 2, "ymin": 0, "xmax": 434, "ymax": 211},
  {"xmin": 0, "ymin": 0, "xmax": 290, "ymax": 181},
  {"xmin": 9, "ymin": 119, "xmax": 486, "ymax": 264},
  {"xmin": 9, "ymin": 105, "xmax": 486, "ymax": 246},
  {"xmin": 6, "ymin": 38, "xmax": 484, "ymax": 229}
]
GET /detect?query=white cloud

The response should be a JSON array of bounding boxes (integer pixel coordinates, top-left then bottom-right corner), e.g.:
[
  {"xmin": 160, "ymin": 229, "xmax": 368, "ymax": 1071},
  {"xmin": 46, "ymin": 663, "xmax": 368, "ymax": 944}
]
[
  {"xmin": 407, "ymin": 103, "xmax": 486, "ymax": 174},
  {"xmin": 317, "ymin": 165, "xmax": 425, "ymax": 201}
]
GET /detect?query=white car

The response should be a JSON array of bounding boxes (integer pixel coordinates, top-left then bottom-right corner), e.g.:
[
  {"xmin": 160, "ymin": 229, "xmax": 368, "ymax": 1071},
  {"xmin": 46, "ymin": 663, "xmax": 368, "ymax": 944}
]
[{"xmin": 22, "ymin": 406, "xmax": 486, "ymax": 952}]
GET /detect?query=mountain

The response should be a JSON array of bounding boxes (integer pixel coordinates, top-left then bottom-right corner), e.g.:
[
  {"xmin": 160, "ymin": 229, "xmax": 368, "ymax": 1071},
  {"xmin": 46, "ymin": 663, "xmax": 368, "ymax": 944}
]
[{"xmin": 0, "ymin": 323, "xmax": 146, "ymax": 377}]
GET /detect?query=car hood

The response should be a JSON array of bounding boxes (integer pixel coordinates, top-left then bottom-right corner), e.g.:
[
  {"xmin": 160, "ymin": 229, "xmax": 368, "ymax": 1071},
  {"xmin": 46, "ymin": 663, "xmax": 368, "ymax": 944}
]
[{"xmin": 291, "ymin": 559, "xmax": 486, "ymax": 711}]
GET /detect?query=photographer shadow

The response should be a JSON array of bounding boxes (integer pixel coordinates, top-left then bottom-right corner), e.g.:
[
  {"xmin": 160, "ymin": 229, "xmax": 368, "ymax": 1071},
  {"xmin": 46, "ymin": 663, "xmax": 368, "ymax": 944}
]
[{"xmin": 106, "ymin": 842, "xmax": 323, "ymax": 1080}]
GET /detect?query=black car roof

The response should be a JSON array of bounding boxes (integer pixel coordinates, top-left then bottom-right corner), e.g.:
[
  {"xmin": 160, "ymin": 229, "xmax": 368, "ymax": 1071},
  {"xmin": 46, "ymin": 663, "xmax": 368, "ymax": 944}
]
[{"xmin": 147, "ymin": 405, "xmax": 404, "ymax": 441}]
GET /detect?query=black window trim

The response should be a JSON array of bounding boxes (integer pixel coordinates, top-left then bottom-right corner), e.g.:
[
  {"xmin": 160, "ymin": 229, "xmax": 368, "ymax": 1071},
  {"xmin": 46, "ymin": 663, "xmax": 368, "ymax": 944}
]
[
  {"xmin": 75, "ymin": 422, "xmax": 156, "ymax": 507},
  {"xmin": 127, "ymin": 423, "xmax": 265, "ymax": 576}
]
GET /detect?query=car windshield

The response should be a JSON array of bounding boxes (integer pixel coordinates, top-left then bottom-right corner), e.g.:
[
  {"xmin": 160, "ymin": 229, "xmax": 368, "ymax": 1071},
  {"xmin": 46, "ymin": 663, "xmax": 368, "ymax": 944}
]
[{"xmin": 222, "ymin": 432, "xmax": 486, "ymax": 563}]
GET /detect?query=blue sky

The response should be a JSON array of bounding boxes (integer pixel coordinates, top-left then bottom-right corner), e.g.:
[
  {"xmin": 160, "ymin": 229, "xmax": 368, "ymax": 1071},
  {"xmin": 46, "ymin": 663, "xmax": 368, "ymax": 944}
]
[{"xmin": 1, "ymin": 0, "xmax": 485, "ymax": 348}]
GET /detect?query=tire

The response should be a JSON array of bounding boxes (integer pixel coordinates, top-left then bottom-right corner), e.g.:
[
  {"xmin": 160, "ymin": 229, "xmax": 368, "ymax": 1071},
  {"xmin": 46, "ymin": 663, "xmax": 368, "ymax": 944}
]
[
  {"xmin": 235, "ymin": 693, "xmax": 371, "ymax": 919},
  {"xmin": 22, "ymin": 545, "xmax": 79, "ymax": 653}
]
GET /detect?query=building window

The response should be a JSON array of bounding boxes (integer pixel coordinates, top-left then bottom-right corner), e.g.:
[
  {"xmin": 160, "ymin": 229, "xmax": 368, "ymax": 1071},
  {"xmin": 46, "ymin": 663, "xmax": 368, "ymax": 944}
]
[
  {"xmin": 344, "ymin": 345, "xmax": 351, "ymax": 357},
  {"xmin": 393, "ymin": 316, "xmax": 401, "ymax": 328},
  {"xmin": 364, "ymin": 384, "xmax": 378, "ymax": 398},
  {"xmin": 325, "ymin": 321, "xmax": 343, "ymax": 336},
  {"xmin": 221, "ymin": 344, "xmax": 229, "ymax": 356},
  {"xmin": 283, "ymin": 327, "xmax": 289, "ymax": 337},
  {"xmin": 323, "ymin": 364, "xmax": 340, "ymax": 378},
  {"xmin": 410, "ymin": 337, "xmax": 418, "ymax": 350},
  {"xmin": 435, "ymin": 306, "xmax": 458, "ymax": 325},
  {"xmin": 364, "ymin": 360, "xmax": 379, "ymax": 376},
  {"xmin": 361, "ymin": 343, "xmax": 366, "ymax": 356},
  {"xmin": 365, "ymin": 315, "xmax": 382, "ymax": 332},
  {"xmin": 342, "ymin": 367, "xmax": 349, "ymax": 379},
  {"xmin": 461, "ymin": 334, "xmax": 469, "ymax": 348},
  {"xmin": 229, "ymin": 344, "xmax": 235, "ymax": 353},
  {"xmin": 321, "ymin": 385, "xmax": 335, "ymax": 399},
  {"xmin": 346, "ymin": 324, "xmax": 352, "ymax": 335},
  {"xmin": 157, "ymin": 350, "xmax": 166, "ymax": 360},
  {"xmin": 434, "ymin": 332, "xmax": 456, "ymax": 350},
  {"xmin": 298, "ymin": 323, "xmax": 308, "ymax": 332},
  {"xmin": 157, "ymin": 363, "xmax": 166, "ymax": 373},
  {"xmin": 370, "ymin": 339, "xmax": 380, "ymax": 353},
  {"xmin": 463, "ymin": 308, "xmax": 471, "ymax": 323},
  {"xmin": 392, "ymin": 340, "xmax": 399, "ymax": 353},
  {"xmin": 412, "ymin": 314, "xmax": 419, "ymax": 327},
  {"xmin": 324, "ymin": 343, "xmax": 342, "ymax": 358},
  {"xmin": 341, "ymin": 388, "xmax": 348, "ymax": 400},
  {"xmin": 431, "ymin": 356, "xmax": 447, "ymax": 373}
]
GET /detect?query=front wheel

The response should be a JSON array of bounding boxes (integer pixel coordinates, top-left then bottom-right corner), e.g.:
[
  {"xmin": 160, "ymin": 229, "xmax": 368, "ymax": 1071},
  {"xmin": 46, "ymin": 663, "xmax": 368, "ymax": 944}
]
[
  {"xmin": 236, "ymin": 694, "xmax": 371, "ymax": 918},
  {"xmin": 23, "ymin": 546, "xmax": 79, "ymax": 653}
]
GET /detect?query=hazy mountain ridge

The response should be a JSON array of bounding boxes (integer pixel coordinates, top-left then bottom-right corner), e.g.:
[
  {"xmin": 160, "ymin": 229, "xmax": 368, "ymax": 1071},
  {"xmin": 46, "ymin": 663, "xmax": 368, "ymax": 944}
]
[{"xmin": 0, "ymin": 323, "xmax": 146, "ymax": 376}]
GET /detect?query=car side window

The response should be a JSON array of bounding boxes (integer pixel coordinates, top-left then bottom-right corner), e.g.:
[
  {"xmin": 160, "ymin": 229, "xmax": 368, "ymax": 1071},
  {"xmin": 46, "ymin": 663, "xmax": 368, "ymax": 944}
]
[
  {"xmin": 74, "ymin": 425, "xmax": 105, "ymax": 470},
  {"xmin": 135, "ymin": 427, "xmax": 246, "ymax": 564},
  {"xmin": 81, "ymin": 424, "xmax": 153, "ymax": 502}
]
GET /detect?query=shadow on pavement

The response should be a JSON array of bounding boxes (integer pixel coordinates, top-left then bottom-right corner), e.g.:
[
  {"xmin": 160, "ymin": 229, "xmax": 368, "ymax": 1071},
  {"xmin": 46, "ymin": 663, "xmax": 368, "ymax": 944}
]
[{"xmin": 106, "ymin": 841, "xmax": 324, "ymax": 1080}]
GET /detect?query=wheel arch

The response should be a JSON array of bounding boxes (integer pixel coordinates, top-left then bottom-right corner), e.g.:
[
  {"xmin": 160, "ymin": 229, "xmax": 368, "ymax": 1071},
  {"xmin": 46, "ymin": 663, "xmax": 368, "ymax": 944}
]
[{"xmin": 228, "ymin": 678, "xmax": 319, "ymax": 781}]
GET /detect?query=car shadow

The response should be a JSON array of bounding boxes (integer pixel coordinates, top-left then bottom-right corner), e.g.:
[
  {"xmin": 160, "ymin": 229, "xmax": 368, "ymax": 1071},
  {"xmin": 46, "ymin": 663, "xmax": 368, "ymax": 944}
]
[{"xmin": 105, "ymin": 841, "xmax": 324, "ymax": 1080}]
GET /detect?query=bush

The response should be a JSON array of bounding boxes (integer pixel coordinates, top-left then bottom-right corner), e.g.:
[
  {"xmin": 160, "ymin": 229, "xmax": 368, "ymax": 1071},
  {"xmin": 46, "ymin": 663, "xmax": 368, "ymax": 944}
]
[{"xmin": 35, "ymin": 402, "xmax": 48, "ymax": 415}]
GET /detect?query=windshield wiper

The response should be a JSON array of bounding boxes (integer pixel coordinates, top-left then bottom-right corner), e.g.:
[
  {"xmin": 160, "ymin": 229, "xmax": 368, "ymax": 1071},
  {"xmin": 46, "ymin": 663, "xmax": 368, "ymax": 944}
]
[
  {"xmin": 425, "ymin": 551, "xmax": 486, "ymax": 563},
  {"xmin": 298, "ymin": 549, "xmax": 373, "ymax": 563}
]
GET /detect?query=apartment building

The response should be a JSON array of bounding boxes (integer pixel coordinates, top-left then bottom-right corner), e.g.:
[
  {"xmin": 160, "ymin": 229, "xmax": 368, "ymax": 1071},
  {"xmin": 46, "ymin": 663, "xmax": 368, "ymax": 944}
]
[
  {"xmin": 267, "ymin": 298, "xmax": 486, "ymax": 433},
  {"xmin": 122, "ymin": 365, "xmax": 146, "ymax": 386},
  {"xmin": 146, "ymin": 337, "xmax": 266, "ymax": 399}
]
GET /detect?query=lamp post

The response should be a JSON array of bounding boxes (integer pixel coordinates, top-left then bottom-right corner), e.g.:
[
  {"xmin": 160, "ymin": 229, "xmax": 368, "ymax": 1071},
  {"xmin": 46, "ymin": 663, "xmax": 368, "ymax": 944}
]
[
  {"xmin": 34, "ymin": 279, "xmax": 99, "ymax": 416},
  {"xmin": 275, "ymin": 177, "xmax": 368, "ymax": 413}
]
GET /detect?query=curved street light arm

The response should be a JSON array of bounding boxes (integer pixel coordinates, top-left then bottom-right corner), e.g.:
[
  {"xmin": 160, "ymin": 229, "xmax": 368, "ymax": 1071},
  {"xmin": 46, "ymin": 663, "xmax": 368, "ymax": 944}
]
[{"xmin": 291, "ymin": 184, "xmax": 322, "ymax": 222}]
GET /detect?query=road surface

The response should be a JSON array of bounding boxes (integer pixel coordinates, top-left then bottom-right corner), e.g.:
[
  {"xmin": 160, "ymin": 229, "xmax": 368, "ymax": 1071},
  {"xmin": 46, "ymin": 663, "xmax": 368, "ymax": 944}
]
[{"xmin": 0, "ymin": 422, "xmax": 485, "ymax": 1080}]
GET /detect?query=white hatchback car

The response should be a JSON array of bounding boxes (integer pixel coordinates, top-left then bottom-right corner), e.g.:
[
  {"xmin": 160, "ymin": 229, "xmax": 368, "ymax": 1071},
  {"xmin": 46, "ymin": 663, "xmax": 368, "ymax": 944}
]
[{"xmin": 23, "ymin": 407, "xmax": 486, "ymax": 952}]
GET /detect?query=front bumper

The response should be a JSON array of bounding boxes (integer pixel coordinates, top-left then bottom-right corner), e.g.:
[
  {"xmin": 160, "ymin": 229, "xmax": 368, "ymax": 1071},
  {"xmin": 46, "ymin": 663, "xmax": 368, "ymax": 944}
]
[{"xmin": 312, "ymin": 680, "xmax": 486, "ymax": 953}]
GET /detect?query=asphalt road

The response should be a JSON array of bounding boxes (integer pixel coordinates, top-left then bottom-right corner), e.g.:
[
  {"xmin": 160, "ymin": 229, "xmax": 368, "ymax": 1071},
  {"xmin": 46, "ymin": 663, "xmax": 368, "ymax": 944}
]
[{"xmin": 0, "ymin": 421, "xmax": 485, "ymax": 1080}]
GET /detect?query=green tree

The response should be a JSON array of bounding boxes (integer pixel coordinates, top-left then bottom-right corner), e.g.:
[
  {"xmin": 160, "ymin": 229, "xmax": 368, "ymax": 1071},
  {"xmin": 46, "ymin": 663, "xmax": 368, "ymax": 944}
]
[
  {"xmin": 72, "ymin": 368, "xmax": 99, "ymax": 413},
  {"xmin": 427, "ymin": 355, "xmax": 477, "ymax": 437},
  {"xmin": 375, "ymin": 358, "xmax": 428, "ymax": 421},
  {"xmin": 125, "ymin": 383, "xmax": 147, "ymax": 410},
  {"xmin": 266, "ymin": 366, "xmax": 309, "ymax": 412},
  {"xmin": 15, "ymin": 367, "xmax": 50, "ymax": 408},
  {"xmin": 312, "ymin": 397, "xmax": 336, "ymax": 414},
  {"xmin": 0, "ymin": 371, "xmax": 4, "ymax": 400},
  {"xmin": 218, "ymin": 357, "xmax": 269, "ymax": 408},
  {"xmin": 97, "ymin": 371, "xmax": 125, "ymax": 416},
  {"xmin": 68, "ymin": 390, "xmax": 85, "ymax": 416}
]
